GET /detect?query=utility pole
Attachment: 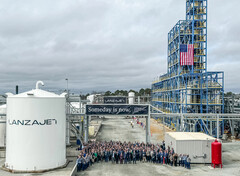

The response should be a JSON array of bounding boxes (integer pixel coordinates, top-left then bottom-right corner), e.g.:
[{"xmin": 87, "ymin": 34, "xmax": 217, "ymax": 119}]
[{"xmin": 65, "ymin": 78, "xmax": 69, "ymax": 96}]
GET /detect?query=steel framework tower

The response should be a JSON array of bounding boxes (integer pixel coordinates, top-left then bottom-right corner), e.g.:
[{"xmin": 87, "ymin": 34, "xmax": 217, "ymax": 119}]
[{"xmin": 151, "ymin": 0, "xmax": 224, "ymax": 135}]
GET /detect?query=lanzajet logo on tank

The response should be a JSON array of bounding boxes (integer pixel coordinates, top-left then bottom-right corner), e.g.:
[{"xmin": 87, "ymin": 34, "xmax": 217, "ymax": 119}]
[{"xmin": 8, "ymin": 119, "xmax": 57, "ymax": 126}]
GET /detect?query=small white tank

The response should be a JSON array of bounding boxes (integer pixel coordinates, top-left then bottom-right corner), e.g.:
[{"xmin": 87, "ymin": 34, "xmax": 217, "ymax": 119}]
[
  {"xmin": 0, "ymin": 104, "xmax": 6, "ymax": 147},
  {"xmin": 87, "ymin": 95, "xmax": 95, "ymax": 104},
  {"xmin": 128, "ymin": 92, "xmax": 135, "ymax": 104},
  {"xmin": 5, "ymin": 81, "xmax": 67, "ymax": 172}
]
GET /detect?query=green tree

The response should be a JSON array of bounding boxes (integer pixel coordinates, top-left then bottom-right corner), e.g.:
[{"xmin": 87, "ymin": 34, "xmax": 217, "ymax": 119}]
[
  {"xmin": 104, "ymin": 91, "xmax": 112, "ymax": 96},
  {"xmin": 114, "ymin": 90, "xmax": 121, "ymax": 96},
  {"xmin": 225, "ymin": 92, "xmax": 234, "ymax": 97},
  {"xmin": 139, "ymin": 88, "xmax": 145, "ymax": 96},
  {"xmin": 145, "ymin": 88, "xmax": 151, "ymax": 96},
  {"xmin": 122, "ymin": 90, "xmax": 128, "ymax": 96}
]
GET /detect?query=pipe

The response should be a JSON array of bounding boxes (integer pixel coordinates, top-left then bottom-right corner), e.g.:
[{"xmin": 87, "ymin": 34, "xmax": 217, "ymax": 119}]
[
  {"xmin": 217, "ymin": 114, "xmax": 219, "ymax": 139},
  {"xmin": 16, "ymin": 85, "xmax": 19, "ymax": 94},
  {"xmin": 36, "ymin": 81, "xmax": 44, "ymax": 89}
]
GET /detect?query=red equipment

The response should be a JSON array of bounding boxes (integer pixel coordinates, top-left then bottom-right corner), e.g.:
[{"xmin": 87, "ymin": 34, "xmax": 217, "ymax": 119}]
[{"xmin": 211, "ymin": 139, "xmax": 223, "ymax": 168}]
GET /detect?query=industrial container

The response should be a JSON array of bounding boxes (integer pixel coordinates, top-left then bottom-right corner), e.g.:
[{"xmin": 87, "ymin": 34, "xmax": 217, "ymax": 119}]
[
  {"xmin": 165, "ymin": 132, "xmax": 216, "ymax": 163},
  {"xmin": 128, "ymin": 92, "xmax": 135, "ymax": 104},
  {"xmin": 87, "ymin": 95, "xmax": 95, "ymax": 104},
  {"xmin": 0, "ymin": 104, "xmax": 6, "ymax": 147},
  {"xmin": 211, "ymin": 139, "xmax": 222, "ymax": 168},
  {"xmin": 5, "ymin": 81, "xmax": 67, "ymax": 172}
]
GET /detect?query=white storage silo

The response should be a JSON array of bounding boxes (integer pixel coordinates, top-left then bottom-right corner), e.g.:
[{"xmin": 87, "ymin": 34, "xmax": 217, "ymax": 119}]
[
  {"xmin": 128, "ymin": 92, "xmax": 135, "ymax": 104},
  {"xmin": 0, "ymin": 104, "xmax": 6, "ymax": 147},
  {"xmin": 5, "ymin": 81, "xmax": 67, "ymax": 172}
]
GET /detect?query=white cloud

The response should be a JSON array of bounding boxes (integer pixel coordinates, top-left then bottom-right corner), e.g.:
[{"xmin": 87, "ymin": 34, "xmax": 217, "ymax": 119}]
[{"xmin": 0, "ymin": 0, "xmax": 239, "ymax": 94}]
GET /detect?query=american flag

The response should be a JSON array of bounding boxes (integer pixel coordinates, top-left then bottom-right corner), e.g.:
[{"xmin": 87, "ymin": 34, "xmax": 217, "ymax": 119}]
[{"xmin": 180, "ymin": 44, "xmax": 194, "ymax": 66}]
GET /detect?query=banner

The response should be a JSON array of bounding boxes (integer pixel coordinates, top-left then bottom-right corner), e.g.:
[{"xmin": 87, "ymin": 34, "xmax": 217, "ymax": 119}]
[
  {"xmin": 103, "ymin": 97, "xmax": 127, "ymax": 104},
  {"xmin": 86, "ymin": 105, "xmax": 149, "ymax": 115}
]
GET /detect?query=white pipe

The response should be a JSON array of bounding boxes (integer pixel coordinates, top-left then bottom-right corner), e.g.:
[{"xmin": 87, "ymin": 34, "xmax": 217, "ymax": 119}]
[
  {"xmin": 36, "ymin": 81, "xmax": 44, "ymax": 89},
  {"xmin": 217, "ymin": 114, "xmax": 219, "ymax": 139}
]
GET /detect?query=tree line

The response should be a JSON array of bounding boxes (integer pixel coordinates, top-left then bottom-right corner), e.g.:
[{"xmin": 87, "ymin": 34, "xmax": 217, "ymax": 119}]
[{"xmin": 104, "ymin": 88, "xmax": 151, "ymax": 96}]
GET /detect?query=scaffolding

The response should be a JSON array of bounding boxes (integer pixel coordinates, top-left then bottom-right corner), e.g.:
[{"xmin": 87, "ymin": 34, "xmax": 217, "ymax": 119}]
[{"xmin": 151, "ymin": 0, "xmax": 224, "ymax": 136}]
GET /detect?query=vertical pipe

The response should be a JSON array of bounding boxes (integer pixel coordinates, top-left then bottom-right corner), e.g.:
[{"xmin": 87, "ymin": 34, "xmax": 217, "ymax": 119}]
[
  {"xmin": 66, "ymin": 101, "xmax": 70, "ymax": 146},
  {"xmin": 190, "ymin": 120, "xmax": 192, "ymax": 132},
  {"xmin": 193, "ymin": 120, "xmax": 196, "ymax": 132},
  {"xmin": 84, "ymin": 115, "xmax": 88, "ymax": 143},
  {"xmin": 176, "ymin": 117, "xmax": 179, "ymax": 132},
  {"xmin": 79, "ymin": 120, "xmax": 82, "ymax": 137},
  {"xmin": 65, "ymin": 78, "xmax": 69, "ymax": 97},
  {"xmin": 15, "ymin": 85, "xmax": 18, "ymax": 94},
  {"xmin": 87, "ymin": 116, "xmax": 89, "ymax": 143},
  {"xmin": 146, "ymin": 105, "xmax": 151, "ymax": 143},
  {"xmin": 217, "ymin": 114, "xmax": 219, "ymax": 139},
  {"xmin": 81, "ymin": 118, "xmax": 84, "ymax": 137},
  {"xmin": 66, "ymin": 115, "xmax": 70, "ymax": 145},
  {"xmin": 180, "ymin": 113, "xmax": 184, "ymax": 132},
  {"xmin": 79, "ymin": 95, "xmax": 81, "ymax": 114},
  {"xmin": 230, "ymin": 120, "xmax": 235, "ymax": 137},
  {"xmin": 210, "ymin": 120, "xmax": 212, "ymax": 136}
]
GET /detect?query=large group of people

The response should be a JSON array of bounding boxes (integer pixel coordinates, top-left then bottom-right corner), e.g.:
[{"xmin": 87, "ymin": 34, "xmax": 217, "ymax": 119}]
[{"xmin": 76, "ymin": 141, "xmax": 191, "ymax": 172}]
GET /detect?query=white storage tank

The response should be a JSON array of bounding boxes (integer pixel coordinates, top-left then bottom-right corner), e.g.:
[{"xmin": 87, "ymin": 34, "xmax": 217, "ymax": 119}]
[
  {"xmin": 0, "ymin": 104, "xmax": 6, "ymax": 147},
  {"xmin": 165, "ymin": 132, "xmax": 215, "ymax": 163},
  {"xmin": 5, "ymin": 81, "xmax": 67, "ymax": 172},
  {"xmin": 128, "ymin": 92, "xmax": 135, "ymax": 104}
]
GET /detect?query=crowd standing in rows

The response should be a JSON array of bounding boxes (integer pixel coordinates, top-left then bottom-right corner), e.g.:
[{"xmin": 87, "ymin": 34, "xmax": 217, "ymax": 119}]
[{"xmin": 76, "ymin": 141, "xmax": 191, "ymax": 172}]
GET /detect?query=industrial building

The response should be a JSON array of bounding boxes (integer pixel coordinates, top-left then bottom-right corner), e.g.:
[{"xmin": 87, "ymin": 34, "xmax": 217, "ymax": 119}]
[
  {"xmin": 151, "ymin": 0, "xmax": 224, "ymax": 135},
  {"xmin": 224, "ymin": 94, "xmax": 240, "ymax": 114},
  {"xmin": 165, "ymin": 132, "xmax": 215, "ymax": 163},
  {"xmin": 224, "ymin": 94, "xmax": 240, "ymax": 138}
]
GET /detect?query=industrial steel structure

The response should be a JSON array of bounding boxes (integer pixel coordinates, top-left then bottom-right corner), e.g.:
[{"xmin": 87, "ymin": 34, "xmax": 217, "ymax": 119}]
[{"xmin": 151, "ymin": 0, "xmax": 225, "ymax": 136}]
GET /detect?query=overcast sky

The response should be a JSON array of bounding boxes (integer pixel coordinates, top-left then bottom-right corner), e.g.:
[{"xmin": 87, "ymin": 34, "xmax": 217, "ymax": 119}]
[{"xmin": 0, "ymin": 0, "xmax": 239, "ymax": 94}]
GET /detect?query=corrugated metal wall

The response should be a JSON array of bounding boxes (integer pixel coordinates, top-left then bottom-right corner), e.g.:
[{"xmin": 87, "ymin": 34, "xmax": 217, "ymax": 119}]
[{"xmin": 165, "ymin": 133, "xmax": 214, "ymax": 163}]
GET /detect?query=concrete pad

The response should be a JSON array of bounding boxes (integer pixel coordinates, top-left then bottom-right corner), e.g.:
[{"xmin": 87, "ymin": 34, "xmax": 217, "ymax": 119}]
[{"xmin": 76, "ymin": 116, "xmax": 240, "ymax": 176}]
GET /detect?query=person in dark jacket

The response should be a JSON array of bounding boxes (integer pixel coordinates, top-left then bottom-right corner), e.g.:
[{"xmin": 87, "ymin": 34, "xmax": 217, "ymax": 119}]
[
  {"xmin": 76, "ymin": 155, "xmax": 82, "ymax": 172},
  {"xmin": 120, "ymin": 152, "xmax": 123, "ymax": 164},
  {"xmin": 132, "ymin": 151, "xmax": 136, "ymax": 164},
  {"xmin": 115, "ymin": 150, "xmax": 119, "ymax": 164},
  {"xmin": 186, "ymin": 155, "xmax": 191, "ymax": 169},
  {"xmin": 174, "ymin": 153, "xmax": 178, "ymax": 166}
]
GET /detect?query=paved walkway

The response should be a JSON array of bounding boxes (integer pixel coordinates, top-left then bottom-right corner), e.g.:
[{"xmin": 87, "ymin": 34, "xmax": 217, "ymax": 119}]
[{"xmin": 96, "ymin": 116, "xmax": 149, "ymax": 143}]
